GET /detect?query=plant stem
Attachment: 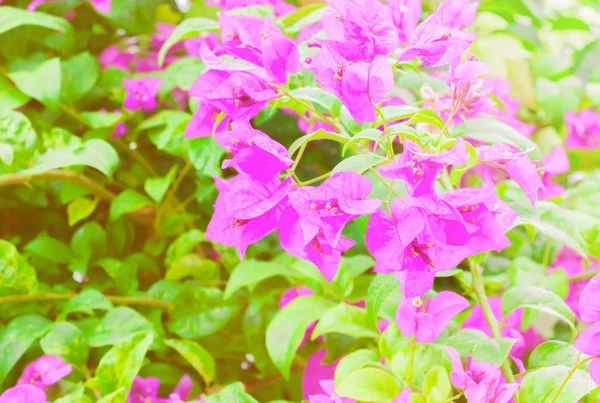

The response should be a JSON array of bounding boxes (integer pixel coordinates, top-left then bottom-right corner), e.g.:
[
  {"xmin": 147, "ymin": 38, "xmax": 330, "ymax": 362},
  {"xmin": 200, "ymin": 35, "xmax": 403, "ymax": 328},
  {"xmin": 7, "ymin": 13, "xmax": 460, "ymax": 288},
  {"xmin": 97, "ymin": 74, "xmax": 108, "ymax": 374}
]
[
  {"xmin": 110, "ymin": 139, "xmax": 159, "ymax": 178},
  {"xmin": 0, "ymin": 170, "xmax": 116, "ymax": 201},
  {"xmin": 569, "ymin": 269, "xmax": 600, "ymax": 282},
  {"xmin": 0, "ymin": 293, "xmax": 173, "ymax": 309},
  {"xmin": 468, "ymin": 260, "xmax": 519, "ymax": 401},
  {"xmin": 550, "ymin": 355, "xmax": 596, "ymax": 403},
  {"xmin": 293, "ymin": 171, "xmax": 332, "ymax": 187}
]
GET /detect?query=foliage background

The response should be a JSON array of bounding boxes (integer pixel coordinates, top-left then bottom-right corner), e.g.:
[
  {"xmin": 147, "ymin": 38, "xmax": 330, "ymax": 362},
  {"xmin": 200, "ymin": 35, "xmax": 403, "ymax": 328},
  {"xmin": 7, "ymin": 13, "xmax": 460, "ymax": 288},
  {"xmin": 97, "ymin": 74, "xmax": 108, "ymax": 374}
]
[{"xmin": 1, "ymin": 0, "xmax": 600, "ymax": 402}]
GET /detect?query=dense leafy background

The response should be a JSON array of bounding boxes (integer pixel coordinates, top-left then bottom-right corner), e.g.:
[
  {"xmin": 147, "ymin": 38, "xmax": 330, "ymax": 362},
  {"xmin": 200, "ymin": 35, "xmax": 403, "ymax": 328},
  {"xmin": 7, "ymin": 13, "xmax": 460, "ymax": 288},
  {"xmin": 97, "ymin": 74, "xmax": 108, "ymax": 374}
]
[{"xmin": 1, "ymin": 0, "xmax": 600, "ymax": 402}]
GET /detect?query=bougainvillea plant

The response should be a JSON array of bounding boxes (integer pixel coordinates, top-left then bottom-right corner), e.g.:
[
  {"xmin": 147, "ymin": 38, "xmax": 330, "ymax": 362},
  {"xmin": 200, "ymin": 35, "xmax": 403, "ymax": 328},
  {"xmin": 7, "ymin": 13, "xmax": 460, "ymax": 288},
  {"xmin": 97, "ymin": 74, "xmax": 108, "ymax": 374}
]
[{"xmin": 1, "ymin": 0, "xmax": 600, "ymax": 401}]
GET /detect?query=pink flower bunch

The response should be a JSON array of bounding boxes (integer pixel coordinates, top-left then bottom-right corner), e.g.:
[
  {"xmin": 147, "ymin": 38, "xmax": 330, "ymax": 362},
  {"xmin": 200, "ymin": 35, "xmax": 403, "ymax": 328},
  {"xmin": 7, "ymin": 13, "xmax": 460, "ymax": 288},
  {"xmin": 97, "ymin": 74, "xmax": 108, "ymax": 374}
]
[
  {"xmin": 127, "ymin": 375, "xmax": 202, "ymax": 402},
  {"xmin": 574, "ymin": 272, "xmax": 600, "ymax": 385},
  {"xmin": 0, "ymin": 355, "xmax": 72, "ymax": 402},
  {"xmin": 366, "ymin": 140, "xmax": 517, "ymax": 296}
]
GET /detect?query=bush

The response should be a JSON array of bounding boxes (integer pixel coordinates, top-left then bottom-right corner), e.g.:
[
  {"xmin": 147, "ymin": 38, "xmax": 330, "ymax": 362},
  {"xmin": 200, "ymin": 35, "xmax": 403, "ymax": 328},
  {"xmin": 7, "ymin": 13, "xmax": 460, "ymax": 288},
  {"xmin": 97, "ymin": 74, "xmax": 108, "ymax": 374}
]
[{"xmin": 1, "ymin": 0, "xmax": 600, "ymax": 402}]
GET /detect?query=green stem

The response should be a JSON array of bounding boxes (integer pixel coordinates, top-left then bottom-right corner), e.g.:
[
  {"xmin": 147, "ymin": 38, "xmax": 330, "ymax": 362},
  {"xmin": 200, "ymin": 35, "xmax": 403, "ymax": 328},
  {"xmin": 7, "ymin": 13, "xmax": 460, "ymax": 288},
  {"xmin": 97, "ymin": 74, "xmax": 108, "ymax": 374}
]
[
  {"xmin": 0, "ymin": 169, "xmax": 116, "ymax": 201},
  {"xmin": 0, "ymin": 293, "xmax": 173, "ymax": 310},
  {"xmin": 569, "ymin": 269, "xmax": 600, "ymax": 282},
  {"xmin": 293, "ymin": 171, "xmax": 332, "ymax": 187},
  {"xmin": 468, "ymin": 260, "xmax": 519, "ymax": 401},
  {"xmin": 368, "ymin": 168, "xmax": 401, "ymax": 198},
  {"xmin": 550, "ymin": 355, "xmax": 596, "ymax": 403}
]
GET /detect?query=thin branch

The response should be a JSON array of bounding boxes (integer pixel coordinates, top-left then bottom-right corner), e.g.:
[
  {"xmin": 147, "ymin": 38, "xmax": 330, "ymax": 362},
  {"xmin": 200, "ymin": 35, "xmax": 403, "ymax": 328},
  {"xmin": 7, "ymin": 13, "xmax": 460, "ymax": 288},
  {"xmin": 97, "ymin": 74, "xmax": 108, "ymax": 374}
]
[
  {"xmin": 0, "ymin": 293, "xmax": 173, "ymax": 310},
  {"xmin": 0, "ymin": 170, "xmax": 116, "ymax": 201}
]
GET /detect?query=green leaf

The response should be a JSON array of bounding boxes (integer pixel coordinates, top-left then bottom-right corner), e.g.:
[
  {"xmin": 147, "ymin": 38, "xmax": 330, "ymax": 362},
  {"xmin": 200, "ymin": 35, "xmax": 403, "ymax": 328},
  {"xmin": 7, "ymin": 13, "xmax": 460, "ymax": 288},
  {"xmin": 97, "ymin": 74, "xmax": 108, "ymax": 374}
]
[
  {"xmin": 88, "ymin": 307, "xmax": 153, "ymax": 347},
  {"xmin": 205, "ymin": 382, "xmax": 258, "ymax": 403},
  {"xmin": 168, "ymin": 283, "xmax": 237, "ymax": 339},
  {"xmin": 97, "ymin": 332, "xmax": 154, "ymax": 403},
  {"xmin": 140, "ymin": 110, "xmax": 190, "ymax": 157},
  {"xmin": 61, "ymin": 289, "xmax": 113, "ymax": 318},
  {"xmin": 376, "ymin": 105, "xmax": 420, "ymax": 127},
  {"xmin": 502, "ymin": 286, "xmax": 576, "ymax": 340},
  {"xmin": 391, "ymin": 343, "xmax": 452, "ymax": 383},
  {"xmin": 164, "ymin": 229, "xmax": 206, "ymax": 267},
  {"xmin": 535, "ymin": 77, "xmax": 584, "ymax": 128},
  {"xmin": 187, "ymin": 137, "xmax": 224, "ymax": 176},
  {"xmin": 0, "ymin": 7, "xmax": 73, "ymax": 44},
  {"xmin": 444, "ymin": 329, "xmax": 514, "ymax": 365},
  {"xmin": 406, "ymin": 109, "xmax": 448, "ymax": 134},
  {"xmin": 528, "ymin": 341, "xmax": 581, "ymax": 370},
  {"xmin": 514, "ymin": 202, "xmax": 591, "ymax": 258},
  {"xmin": 96, "ymin": 258, "xmax": 138, "ymax": 295},
  {"xmin": 67, "ymin": 197, "xmax": 99, "ymax": 227},
  {"xmin": 266, "ymin": 295, "xmax": 330, "ymax": 378},
  {"xmin": 61, "ymin": 52, "xmax": 99, "ymax": 103},
  {"xmin": 26, "ymin": 139, "xmax": 120, "ymax": 177},
  {"xmin": 158, "ymin": 18, "xmax": 220, "ymax": 66},
  {"xmin": 337, "ymin": 367, "xmax": 401, "ymax": 403},
  {"xmin": 288, "ymin": 128, "xmax": 350, "ymax": 157},
  {"xmin": 54, "ymin": 384, "xmax": 93, "ymax": 403},
  {"xmin": 9, "ymin": 58, "xmax": 61, "ymax": 109},
  {"xmin": 24, "ymin": 233, "xmax": 72, "ymax": 264},
  {"xmin": 224, "ymin": 259, "xmax": 298, "ymax": 299},
  {"xmin": 0, "ymin": 75, "xmax": 30, "ymax": 110},
  {"xmin": 80, "ymin": 111, "xmax": 122, "ymax": 129},
  {"xmin": 312, "ymin": 303, "xmax": 379, "ymax": 339},
  {"xmin": 274, "ymin": 86, "xmax": 341, "ymax": 116},
  {"xmin": 109, "ymin": 190, "xmax": 154, "ymax": 221},
  {"xmin": 464, "ymin": 118, "xmax": 541, "ymax": 159},
  {"xmin": 334, "ymin": 349, "xmax": 381, "ymax": 386},
  {"xmin": 332, "ymin": 154, "xmax": 388, "ymax": 174},
  {"xmin": 366, "ymin": 274, "xmax": 399, "ymax": 328},
  {"xmin": 0, "ymin": 315, "xmax": 51, "ymax": 385},
  {"xmin": 519, "ymin": 366, "xmax": 595, "ymax": 403},
  {"xmin": 423, "ymin": 366, "xmax": 452, "ymax": 401},
  {"xmin": 165, "ymin": 255, "xmax": 220, "ymax": 282},
  {"xmin": 144, "ymin": 166, "xmax": 178, "ymax": 203},
  {"xmin": 279, "ymin": 2, "xmax": 325, "ymax": 27},
  {"xmin": 0, "ymin": 240, "xmax": 37, "ymax": 293},
  {"xmin": 164, "ymin": 338, "xmax": 216, "ymax": 385},
  {"xmin": 507, "ymin": 256, "xmax": 568, "ymax": 298},
  {"xmin": 69, "ymin": 222, "xmax": 107, "ymax": 275},
  {"xmin": 40, "ymin": 322, "xmax": 89, "ymax": 366}
]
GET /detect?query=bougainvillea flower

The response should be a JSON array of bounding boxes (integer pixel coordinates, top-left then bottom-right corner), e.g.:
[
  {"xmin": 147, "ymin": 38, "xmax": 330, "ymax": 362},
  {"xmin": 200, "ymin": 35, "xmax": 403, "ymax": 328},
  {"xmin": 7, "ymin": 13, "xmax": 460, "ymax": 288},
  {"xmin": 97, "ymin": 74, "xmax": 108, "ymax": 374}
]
[
  {"xmin": 17, "ymin": 355, "xmax": 72, "ymax": 389},
  {"xmin": 308, "ymin": 379, "xmax": 354, "ymax": 403},
  {"xmin": 214, "ymin": 120, "xmax": 293, "ymax": 179},
  {"xmin": 89, "ymin": 0, "xmax": 110, "ymax": 14},
  {"xmin": 478, "ymin": 144, "xmax": 544, "ymax": 205},
  {"xmin": 397, "ymin": 3, "xmax": 476, "ymax": 67},
  {"xmin": 366, "ymin": 198, "xmax": 472, "ymax": 296},
  {"xmin": 183, "ymin": 34, "xmax": 220, "ymax": 58},
  {"xmin": 392, "ymin": 387, "xmax": 412, "ymax": 403},
  {"xmin": 288, "ymin": 172, "xmax": 381, "ymax": 247},
  {"xmin": 322, "ymin": 0, "xmax": 398, "ymax": 60},
  {"xmin": 539, "ymin": 145, "xmax": 569, "ymax": 199},
  {"xmin": 128, "ymin": 377, "xmax": 161, "ymax": 403},
  {"xmin": 564, "ymin": 109, "xmax": 600, "ymax": 150},
  {"xmin": 0, "ymin": 385, "xmax": 47, "ymax": 403},
  {"xmin": 99, "ymin": 45, "xmax": 136, "ymax": 71},
  {"xmin": 578, "ymin": 271, "xmax": 600, "ymax": 324},
  {"xmin": 574, "ymin": 321, "xmax": 600, "ymax": 385},
  {"xmin": 207, "ymin": 175, "xmax": 292, "ymax": 259},
  {"xmin": 396, "ymin": 291, "xmax": 469, "ymax": 342},
  {"xmin": 127, "ymin": 375, "xmax": 195, "ymax": 402},
  {"xmin": 260, "ymin": 20, "xmax": 301, "ymax": 83},
  {"xmin": 442, "ymin": 0, "xmax": 480, "ymax": 30},
  {"xmin": 189, "ymin": 70, "xmax": 276, "ymax": 121},
  {"xmin": 185, "ymin": 103, "xmax": 230, "ymax": 138},
  {"xmin": 445, "ymin": 347, "xmax": 519, "ymax": 403},
  {"xmin": 380, "ymin": 138, "xmax": 467, "ymax": 197},
  {"xmin": 305, "ymin": 44, "xmax": 393, "ymax": 124},
  {"xmin": 388, "ymin": 0, "xmax": 422, "ymax": 43},
  {"xmin": 303, "ymin": 350, "xmax": 338, "ymax": 400},
  {"xmin": 440, "ymin": 178, "xmax": 516, "ymax": 253},
  {"xmin": 123, "ymin": 77, "xmax": 162, "ymax": 112},
  {"xmin": 279, "ymin": 205, "xmax": 356, "ymax": 281}
]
